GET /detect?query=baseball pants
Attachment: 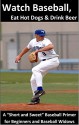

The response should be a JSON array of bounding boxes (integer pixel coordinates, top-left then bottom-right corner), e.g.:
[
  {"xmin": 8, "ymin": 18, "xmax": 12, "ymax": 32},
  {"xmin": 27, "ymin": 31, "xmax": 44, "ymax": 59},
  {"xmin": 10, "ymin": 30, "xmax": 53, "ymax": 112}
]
[{"xmin": 30, "ymin": 57, "xmax": 59, "ymax": 95}]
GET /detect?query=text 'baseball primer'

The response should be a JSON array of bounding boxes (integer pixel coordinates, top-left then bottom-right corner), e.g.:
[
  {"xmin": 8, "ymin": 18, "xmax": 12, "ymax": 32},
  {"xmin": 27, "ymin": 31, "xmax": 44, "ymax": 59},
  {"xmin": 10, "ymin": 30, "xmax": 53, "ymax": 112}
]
[{"xmin": 2, "ymin": 3, "xmax": 71, "ymax": 13}]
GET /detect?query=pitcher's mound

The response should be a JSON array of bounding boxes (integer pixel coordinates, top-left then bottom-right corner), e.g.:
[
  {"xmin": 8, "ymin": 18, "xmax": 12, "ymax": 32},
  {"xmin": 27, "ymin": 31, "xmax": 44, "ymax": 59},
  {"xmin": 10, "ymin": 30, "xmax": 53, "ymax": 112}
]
[{"xmin": 0, "ymin": 103, "xmax": 79, "ymax": 111}]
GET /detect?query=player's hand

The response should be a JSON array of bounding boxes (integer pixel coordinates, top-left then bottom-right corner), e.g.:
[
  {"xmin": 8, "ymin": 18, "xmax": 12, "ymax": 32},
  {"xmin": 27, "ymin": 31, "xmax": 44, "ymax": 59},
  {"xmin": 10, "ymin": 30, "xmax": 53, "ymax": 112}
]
[{"xmin": 15, "ymin": 55, "xmax": 21, "ymax": 63}]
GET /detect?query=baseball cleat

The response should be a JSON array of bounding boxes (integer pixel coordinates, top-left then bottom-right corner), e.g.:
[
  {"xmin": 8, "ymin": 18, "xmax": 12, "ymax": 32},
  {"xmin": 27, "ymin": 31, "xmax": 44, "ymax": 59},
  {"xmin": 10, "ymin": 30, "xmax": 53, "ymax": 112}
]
[
  {"xmin": 28, "ymin": 97, "xmax": 40, "ymax": 105},
  {"xmin": 34, "ymin": 90, "xmax": 45, "ymax": 98}
]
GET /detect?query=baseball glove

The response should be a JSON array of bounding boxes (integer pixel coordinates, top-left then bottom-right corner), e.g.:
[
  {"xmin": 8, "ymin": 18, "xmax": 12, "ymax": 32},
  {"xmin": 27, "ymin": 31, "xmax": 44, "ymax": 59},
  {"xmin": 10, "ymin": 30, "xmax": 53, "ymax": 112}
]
[{"xmin": 28, "ymin": 52, "xmax": 38, "ymax": 63}]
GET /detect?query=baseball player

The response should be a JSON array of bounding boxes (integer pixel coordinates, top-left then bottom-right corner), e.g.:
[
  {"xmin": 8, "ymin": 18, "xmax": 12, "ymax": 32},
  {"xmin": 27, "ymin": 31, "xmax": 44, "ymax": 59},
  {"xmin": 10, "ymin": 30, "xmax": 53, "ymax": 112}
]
[{"xmin": 15, "ymin": 29, "xmax": 59, "ymax": 105}]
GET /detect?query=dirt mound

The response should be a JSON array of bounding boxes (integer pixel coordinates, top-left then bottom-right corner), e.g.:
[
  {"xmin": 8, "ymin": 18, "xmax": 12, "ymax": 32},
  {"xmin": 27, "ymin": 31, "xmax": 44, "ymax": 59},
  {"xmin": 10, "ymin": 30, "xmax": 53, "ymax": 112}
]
[{"xmin": 0, "ymin": 103, "xmax": 79, "ymax": 111}]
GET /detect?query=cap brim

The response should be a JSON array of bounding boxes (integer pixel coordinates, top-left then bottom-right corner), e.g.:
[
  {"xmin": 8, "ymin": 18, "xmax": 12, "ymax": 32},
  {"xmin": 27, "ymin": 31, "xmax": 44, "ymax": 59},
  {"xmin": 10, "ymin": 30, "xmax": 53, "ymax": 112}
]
[{"xmin": 39, "ymin": 34, "xmax": 45, "ymax": 36}]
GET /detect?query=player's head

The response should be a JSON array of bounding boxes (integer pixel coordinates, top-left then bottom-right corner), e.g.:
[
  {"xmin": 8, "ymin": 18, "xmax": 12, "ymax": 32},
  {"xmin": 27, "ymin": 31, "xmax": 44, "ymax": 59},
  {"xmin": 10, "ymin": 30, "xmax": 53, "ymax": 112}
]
[{"xmin": 35, "ymin": 29, "xmax": 46, "ymax": 37}]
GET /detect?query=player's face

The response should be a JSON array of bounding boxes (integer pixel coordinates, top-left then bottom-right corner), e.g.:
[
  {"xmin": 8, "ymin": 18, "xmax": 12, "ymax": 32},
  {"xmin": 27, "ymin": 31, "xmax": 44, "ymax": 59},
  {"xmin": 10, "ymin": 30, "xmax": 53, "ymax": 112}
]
[{"xmin": 35, "ymin": 34, "xmax": 44, "ymax": 42}]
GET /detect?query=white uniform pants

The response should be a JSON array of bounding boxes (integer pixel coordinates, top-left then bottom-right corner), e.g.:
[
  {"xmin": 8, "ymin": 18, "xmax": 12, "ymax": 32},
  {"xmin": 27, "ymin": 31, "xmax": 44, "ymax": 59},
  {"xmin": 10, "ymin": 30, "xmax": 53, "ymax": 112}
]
[{"xmin": 30, "ymin": 57, "xmax": 59, "ymax": 95}]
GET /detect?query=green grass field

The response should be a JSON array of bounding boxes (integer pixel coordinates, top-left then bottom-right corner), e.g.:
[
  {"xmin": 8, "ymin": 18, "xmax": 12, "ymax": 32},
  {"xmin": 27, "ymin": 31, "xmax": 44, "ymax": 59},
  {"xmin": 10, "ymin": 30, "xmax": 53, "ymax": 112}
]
[{"xmin": 0, "ymin": 72, "xmax": 79, "ymax": 106}]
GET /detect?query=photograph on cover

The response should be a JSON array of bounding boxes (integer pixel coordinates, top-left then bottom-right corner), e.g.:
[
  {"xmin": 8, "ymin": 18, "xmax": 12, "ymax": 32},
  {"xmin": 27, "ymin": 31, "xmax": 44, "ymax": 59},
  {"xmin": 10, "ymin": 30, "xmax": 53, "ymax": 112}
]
[{"xmin": 0, "ymin": 22, "xmax": 79, "ymax": 111}]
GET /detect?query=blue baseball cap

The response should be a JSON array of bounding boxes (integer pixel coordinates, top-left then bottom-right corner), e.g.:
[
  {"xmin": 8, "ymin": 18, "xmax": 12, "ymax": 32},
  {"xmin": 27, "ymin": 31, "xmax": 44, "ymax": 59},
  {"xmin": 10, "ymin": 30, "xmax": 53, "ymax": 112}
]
[{"xmin": 35, "ymin": 29, "xmax": 46, "ymax": 36}]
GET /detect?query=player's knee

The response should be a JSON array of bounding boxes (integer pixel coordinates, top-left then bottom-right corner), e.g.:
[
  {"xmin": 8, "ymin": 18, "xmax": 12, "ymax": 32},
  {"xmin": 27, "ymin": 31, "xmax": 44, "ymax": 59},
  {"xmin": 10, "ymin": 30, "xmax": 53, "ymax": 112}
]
[
  {"xmin": 30, "ymin": 78, "xmax": 34, "ymax": 83},
  {"xmin": 32, "ymin": 67, "xmax": 38, "ymax": 73},
  {"xmin": 30, "ymin": 74, "xmax": 35, "ymax": 83}
]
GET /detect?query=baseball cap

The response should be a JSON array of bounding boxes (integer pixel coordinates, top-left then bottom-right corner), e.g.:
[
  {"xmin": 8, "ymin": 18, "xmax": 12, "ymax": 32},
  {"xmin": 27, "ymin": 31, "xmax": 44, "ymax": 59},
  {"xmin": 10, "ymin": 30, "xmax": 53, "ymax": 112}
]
[{"xmin": 35, "ymin": 29, "xmax": 46, "ymax": 36}]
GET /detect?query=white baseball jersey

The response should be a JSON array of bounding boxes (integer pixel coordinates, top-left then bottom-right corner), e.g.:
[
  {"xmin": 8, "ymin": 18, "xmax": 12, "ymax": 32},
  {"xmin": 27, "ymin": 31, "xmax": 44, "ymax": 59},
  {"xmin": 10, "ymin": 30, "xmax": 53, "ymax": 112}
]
[{"xmin": 27, "ymin": 38, "xmax": 59, "ymax": 60}]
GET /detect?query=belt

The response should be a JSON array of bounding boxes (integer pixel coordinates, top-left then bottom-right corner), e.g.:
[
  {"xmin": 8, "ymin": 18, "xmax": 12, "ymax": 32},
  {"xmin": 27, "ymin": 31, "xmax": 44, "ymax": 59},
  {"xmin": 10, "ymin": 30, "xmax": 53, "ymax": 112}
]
[{"xmin": 42, "ymin": 58, "xmax": 51, "ymax": 61}]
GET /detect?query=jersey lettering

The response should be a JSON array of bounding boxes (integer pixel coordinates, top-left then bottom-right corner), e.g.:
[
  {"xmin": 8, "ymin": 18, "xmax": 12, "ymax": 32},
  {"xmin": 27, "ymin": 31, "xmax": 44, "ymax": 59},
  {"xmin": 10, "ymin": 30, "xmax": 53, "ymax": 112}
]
[
  {"xmin": 42, "ymin": 52, "xmax": 46, "ymax": 56},
  {"xmin": 33, "ymin": 46, "xmax": 42, "ymax": 51}
]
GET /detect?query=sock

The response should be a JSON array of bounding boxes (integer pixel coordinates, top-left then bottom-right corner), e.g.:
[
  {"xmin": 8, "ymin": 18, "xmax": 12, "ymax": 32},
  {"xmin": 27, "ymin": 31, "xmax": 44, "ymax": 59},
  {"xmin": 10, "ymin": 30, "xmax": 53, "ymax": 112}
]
[{"xmin": 37, "ymin": 87, "xmax": 43, "ymax": 91}]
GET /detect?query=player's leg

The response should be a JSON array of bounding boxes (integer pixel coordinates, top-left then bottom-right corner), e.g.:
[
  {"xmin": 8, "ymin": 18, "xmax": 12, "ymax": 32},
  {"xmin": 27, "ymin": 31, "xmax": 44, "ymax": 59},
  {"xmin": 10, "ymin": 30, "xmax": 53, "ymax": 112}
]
[
  {"xmin": 32, "ymin": 65, "xmax": 46, "ymax": 99},
  {"xmin": 30, "ymin": 74, "xmax": 37, "ymax": 96},
  {"xmin": 39, "ymin": 57, "xmax": 59, "ymax": 72},
  {"xmin": 29, "ymin": 74, "xmax": 40, "ymax": 105},
  {"xmin": 32, "ymin": 57, "xmax": 59, "ymax": 98},
  {"xmin": 32, "ymin": 57, "xmax": 59, "ymax": 87}
]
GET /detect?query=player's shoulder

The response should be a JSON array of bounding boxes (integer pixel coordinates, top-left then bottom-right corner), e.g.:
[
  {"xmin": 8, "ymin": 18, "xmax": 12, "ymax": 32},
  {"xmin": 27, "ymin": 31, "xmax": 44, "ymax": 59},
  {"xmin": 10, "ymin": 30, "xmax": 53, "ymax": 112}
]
[
  {"xmin": 43, "ymin": 38, "xmax": 51, "ymax": 43},
  {"xmin": 30, "ymin": 38, "xmax": 36, "ymax": 42}
]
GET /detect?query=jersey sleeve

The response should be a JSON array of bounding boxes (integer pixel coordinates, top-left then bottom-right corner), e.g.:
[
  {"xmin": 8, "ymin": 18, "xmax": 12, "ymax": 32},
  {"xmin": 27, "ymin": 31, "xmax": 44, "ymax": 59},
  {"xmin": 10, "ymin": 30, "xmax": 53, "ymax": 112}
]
[
  {"xmin": 43, "ymin": 38, "xmax": 52, "ymax": 46},
  {"xmin": 27, "ymin": 40, "xmax": 32, "ymax": 49}
]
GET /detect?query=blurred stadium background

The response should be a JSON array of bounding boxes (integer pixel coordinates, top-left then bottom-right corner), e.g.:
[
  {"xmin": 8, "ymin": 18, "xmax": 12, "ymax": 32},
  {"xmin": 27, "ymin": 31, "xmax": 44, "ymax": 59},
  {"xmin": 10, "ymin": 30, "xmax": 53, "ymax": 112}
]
[{"xmin": 0, "ymin": 22, "xmax": 79, "ymax": 73}]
